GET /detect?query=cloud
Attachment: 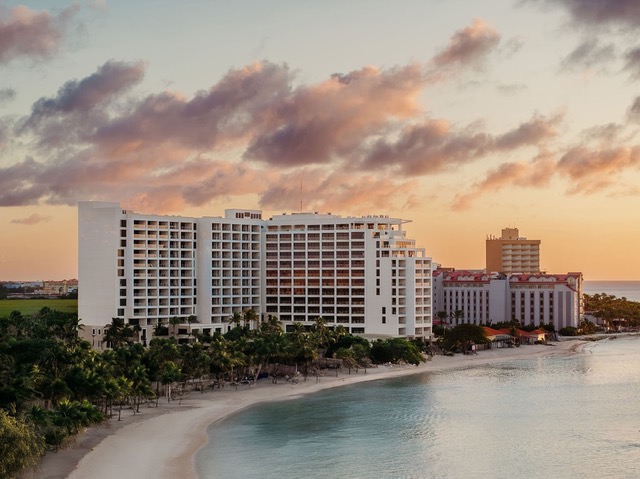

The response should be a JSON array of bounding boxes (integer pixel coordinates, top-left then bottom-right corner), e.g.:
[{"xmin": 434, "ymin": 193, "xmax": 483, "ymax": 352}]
[
  {"xmin": 0, "ymin": 87, "xmax": 16, "ymax": 104},
  {"xmin": 628, "ymin": 97, "xmax": 640, "ymax": 123},
  {"xmin": 361, "ymin": 113, "xmax": 561, "ymax": 176},
  {"xmin": 19, "ymin": 60, "xmax": 146, "ymax": 149},
  {"xmin": 88, "ymin": 61, "xmax": 294, "ymax": 157},
  {"xmin": 259, "ymin": 169, "xmax": 420, "ymax": 213},
  {"xmin": 557, "ymin": 146, "xmax": 640, "ymax": 193},
  {"xmin": 561, "ymin": 39, "xmax": 616, "ymax": 70},
  {"xmin": 451, "ymin": 154, "xmax": 555, "ymax": 210},
  {"xmin": 623, "ymin": 47, "xmax": 640, "ymax": 78},
  {"xmin": 431, "ymin": 19, "xmax": 500, "ymax": 69},
  {"xmin": 29, "ymin": 60, "xmax": 146, "ymax": 118},
  {"xmin": 4, "ymin": 49, "xmax": 629, "ymax": 215},
  {"xmin": 0, "ymin": 5, "xmax": 78, "ymax": 64},
  {"xmin": 10, "ymin": 213, "xmax": 52, "ymax": 225},
  {"xmin": 245, "ymin": 64, "xmax": 424, "ymax": 167},
  {"xmin": 496, "ymin": 83, "xmax": 527, "ymax": 95},
  {"xmin": 530, "ymin": 0, "xmax": 640, "ymax": 29}
]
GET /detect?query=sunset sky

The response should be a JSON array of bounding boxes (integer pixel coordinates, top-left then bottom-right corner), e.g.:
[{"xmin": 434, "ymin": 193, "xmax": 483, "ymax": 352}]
[{"xmin": 1, "ymin": 0, "xmax": 640, "ymax": 281}]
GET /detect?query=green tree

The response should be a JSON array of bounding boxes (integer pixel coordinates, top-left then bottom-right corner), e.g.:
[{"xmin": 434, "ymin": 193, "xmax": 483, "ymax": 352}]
[
  {"xmin": 104, "ymin": 318, "xmax": 137, "ymax": 348},
  {"xmin": 442, "ymin": 324, "xmax": 489, "ymax": 353},
  {"xmin": 0, "ymin": 410, "xmax": 45, "ymax": 479}
]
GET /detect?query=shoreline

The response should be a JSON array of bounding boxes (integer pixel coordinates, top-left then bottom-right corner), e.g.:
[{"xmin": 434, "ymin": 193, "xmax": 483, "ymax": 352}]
[{"xmin": 28, "ymin": 340, "xmax": 590, "ymax": 479}]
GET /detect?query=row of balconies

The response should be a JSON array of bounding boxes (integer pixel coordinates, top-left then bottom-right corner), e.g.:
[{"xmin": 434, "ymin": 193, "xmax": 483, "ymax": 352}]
[
  {"xmin": 211, "ymin": 279, "xmax": 260, "ymax": 286},
  {"xmin": 132, "ymin": 220, "xmax": 193, "ymax": 229},
  {"xmin": 211, "ymin": 297, "xmax": 261, "ymax": 305},
  {"xmin": 211, "ymin": 270, "xmax": 260, "ymax": 278},
  {"xmin": 210, "ymin": 288, "xmax": 260, "ymax": 296},
  {"xmin": 211, "ymin": 223, "xmax": 261, "ymax": 232},
  {"xmin": 131, "ymin": 306, "xmax": 195, "ymax": 317},
  {"xmin": 212, "ymin": 252, "xmax": 260, "ymax": 260},
  {"xmin": 211, "ymin": 261, "xmax": 260, "ymax": 269},
  {"xmin": 131, "ymin": 288, "xmax": 197, "ymax": 298},
  {"xmin": 211, "ymin": 233, "xmax": 261, "ymax": 241},
  {"xmin": 265, "ymin": 260, "xmax": 366, "ymax": 268},
  {"xmin": 211, "ymin": 242, "xmax": 261, "ymax": 251},
  {"xmin": 133, "ymin": 272, "xmax": 192, "ymax": 279},
  {"xmin": 266, "ymin": 277, "xmax": 366, "ymax": 286},
  {"xmin": 134, "ymin": 298, "xmax": 193, "ymax": 307},
  {"xmin": 132, "ymin": 251, "xmax": 192, "ymax": 259},
  {"xmin": 265, "ymin": 232, "xmax": 365, "ymax": 240},
  {"xmin": 133, "ymin": 242, "xmax": 191, "ymax": 249}
]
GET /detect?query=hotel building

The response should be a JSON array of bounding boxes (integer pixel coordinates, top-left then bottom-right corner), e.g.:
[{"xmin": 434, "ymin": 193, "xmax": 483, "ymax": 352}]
[
  {"xmin": 432, "ymin": 269, "xmax": 583, "ymax": 329},
  {"xmin": 78, "ymin": 202, "xmax": 432, "ymax": 347},
  {"xmin": 486, "ymin": 227, "xmax": 541, "ymax": 274}
]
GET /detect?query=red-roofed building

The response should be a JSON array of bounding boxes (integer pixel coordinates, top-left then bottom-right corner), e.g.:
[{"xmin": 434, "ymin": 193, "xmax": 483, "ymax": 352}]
[{"xmin": 433, "ymin": 268, "xmax": 583, "ymax": 330}]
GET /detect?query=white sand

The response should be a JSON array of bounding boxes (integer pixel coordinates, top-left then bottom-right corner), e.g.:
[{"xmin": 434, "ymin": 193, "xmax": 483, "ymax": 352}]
[{"xmin": 28, "ymin": 340, "xmax": 587, "ymax": 479}]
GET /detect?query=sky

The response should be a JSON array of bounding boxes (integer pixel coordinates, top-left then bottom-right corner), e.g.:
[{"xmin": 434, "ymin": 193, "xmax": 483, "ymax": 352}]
[{"xmin": 1, "ymin": 0, "xmax": 640, "ymax": 281}]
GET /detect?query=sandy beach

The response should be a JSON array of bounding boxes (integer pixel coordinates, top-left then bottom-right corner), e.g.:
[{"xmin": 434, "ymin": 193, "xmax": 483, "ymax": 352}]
[{"xmin": 27, "ymin": 340, "xmax": 587, "ymax": 479}]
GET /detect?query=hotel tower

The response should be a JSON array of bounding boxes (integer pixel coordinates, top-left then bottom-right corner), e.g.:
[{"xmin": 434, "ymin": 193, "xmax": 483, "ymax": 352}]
[{"xmin": 78, "ymin": 202, "xmax": 432, "ymax": 348}]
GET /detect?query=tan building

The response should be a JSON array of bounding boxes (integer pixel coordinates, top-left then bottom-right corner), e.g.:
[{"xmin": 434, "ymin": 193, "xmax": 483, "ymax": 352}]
[{"xmin": 486, "ymin": 228, "xmax": 540, "ymax": 274}]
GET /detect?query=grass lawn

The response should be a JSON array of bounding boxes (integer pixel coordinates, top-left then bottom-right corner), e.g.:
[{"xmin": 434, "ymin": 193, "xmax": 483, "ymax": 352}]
[{"xmin": 0, "ymin": 299, "xmax": 78, "ymax": 317}]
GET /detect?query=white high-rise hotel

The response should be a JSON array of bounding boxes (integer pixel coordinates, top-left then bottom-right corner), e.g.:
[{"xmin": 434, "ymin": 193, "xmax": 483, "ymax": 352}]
[{"xmin": 78, "ymin": 202, "xmax": 432, "ymax": 347}]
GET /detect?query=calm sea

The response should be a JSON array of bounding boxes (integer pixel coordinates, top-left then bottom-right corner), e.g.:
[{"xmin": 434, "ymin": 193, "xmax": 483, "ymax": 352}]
[
  {"xmin": 583, "ymin": 280, "xmax": 640, "ymax": 302},
  {"xmin": 196, "ymin": 336, "xmax": 640, "ymax": 479}
]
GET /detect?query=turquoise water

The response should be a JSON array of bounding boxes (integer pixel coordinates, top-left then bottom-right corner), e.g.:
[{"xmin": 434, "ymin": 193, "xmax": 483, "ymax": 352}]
[{"xmin": 196, "ymin": 337, "xmax": 640, "ymax": 478}]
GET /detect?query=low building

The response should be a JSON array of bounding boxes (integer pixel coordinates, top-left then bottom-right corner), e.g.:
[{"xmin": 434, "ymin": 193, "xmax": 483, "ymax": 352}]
[{"xmin": 433, "ymin": 269, "xmax": 583, "ymax": 330}]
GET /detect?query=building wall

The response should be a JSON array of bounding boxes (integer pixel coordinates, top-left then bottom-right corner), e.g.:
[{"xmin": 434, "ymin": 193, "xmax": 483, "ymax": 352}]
[{"xmin": 78, "ymin": 202, "xmax": 121, "ymax": 347}]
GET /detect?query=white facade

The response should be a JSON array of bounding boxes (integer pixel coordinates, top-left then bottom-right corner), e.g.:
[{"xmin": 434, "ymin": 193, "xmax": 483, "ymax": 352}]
[
  {"xmin": 432, "ymin": 269, "xmax": 583, "ymax": 329},
  {"xmin": 264, "ymin": 213, "xmax": 432, "ymax": 338},
  {"xmin": 78, "ymin": 203, "xmax": 432, "ymax": 346}
]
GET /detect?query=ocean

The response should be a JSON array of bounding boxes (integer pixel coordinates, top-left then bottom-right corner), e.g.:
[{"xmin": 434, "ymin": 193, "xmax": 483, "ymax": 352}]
[
  {"xmin": 196, "ymin": 336, "xmax": 640, "ymax": 479},
  {"xmin": 583, "ymin": 280, "xmax": 640, "ymax": 302}
]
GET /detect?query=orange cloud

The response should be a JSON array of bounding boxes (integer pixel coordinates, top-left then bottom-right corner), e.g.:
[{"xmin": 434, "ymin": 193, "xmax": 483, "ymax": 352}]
[
  {"xmin": 557, "ymin": 145, "xmax": 640, "ymax": 192},
  {"xmin": 431, "ymin": 19, "xmax": 500, "ymax": 69},
  {"xmin": 451, "ymin": 154, "xmax": 555, "ymax": 210},
  {"xmin": 245, "ymin": 64, "xmax": 424, "ymax": 166}
]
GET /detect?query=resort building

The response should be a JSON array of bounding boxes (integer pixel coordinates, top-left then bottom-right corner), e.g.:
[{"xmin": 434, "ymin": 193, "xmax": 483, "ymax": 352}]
[
  {"xmin": 78, "ymin": 202, "xmax": 432, "ymax": 348},
  {"xmin": 486, "ymin": 227, "xmax": 541, "ymax": 274},
  {"xmin": 432, "ymin": 269, "xmax": 584, "ymax": 329}
]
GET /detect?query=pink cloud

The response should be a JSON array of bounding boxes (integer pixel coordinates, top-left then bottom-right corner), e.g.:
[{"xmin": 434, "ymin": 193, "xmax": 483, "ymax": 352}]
[
  {"xmin": 431, "ymin": 19, "xmax": 500, "ymax": 68},
  {"xmin": 361, "ymin": 114, "xmax": 560, "ymax": 176},
  {"xmin": 0, "ymin": 5, "xmax": 78, "ymax": 63},
  {"xmin": 245, "ymin": 64, "xmax": 424, "ymax": 166},
  {"xmin": 451, "ymin": 154, "xmax": 555, "ymax": 210},
  {"xmin": 557, "ymin": 145, "xmax": 640, "ymax": 193}
]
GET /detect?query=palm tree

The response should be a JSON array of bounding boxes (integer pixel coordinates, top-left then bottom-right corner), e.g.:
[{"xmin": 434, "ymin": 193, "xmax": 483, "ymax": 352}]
[
  {"xmin": 243, "ymin": 309, "xmax": 259, "ymax": 329},
  {"xmin": 436, "ymin": 310, "xmax": 449, "ymax": 325},
  {"xmin": 146, "ymin": 338, "xmax": 180, "ymax": 405},
  {"xmin": 450, "ymin": 309, "xmax": 464, "ymax": 326},
  {"xmin": 168, "ymin": 316, "xmax": 182, "ymax": 339},
  {"xmin": 104, "ymin": 318, "xmax": 137, "ymax": 348}
]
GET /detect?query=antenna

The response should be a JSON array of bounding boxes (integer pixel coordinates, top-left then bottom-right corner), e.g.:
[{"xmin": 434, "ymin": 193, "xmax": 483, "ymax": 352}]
[{"xmin": 299, "ymin": 177, "xmax": 303, "ymax": 212}]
